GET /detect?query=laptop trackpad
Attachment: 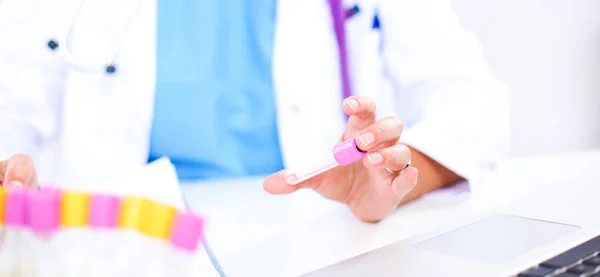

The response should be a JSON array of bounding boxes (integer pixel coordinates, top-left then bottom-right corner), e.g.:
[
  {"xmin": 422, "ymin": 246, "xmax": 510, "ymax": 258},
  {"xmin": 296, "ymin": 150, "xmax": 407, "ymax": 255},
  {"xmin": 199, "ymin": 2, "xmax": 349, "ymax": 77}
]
[{"xmin": 414, "ymin": 214, "xmax": 579, "ymax": 264}]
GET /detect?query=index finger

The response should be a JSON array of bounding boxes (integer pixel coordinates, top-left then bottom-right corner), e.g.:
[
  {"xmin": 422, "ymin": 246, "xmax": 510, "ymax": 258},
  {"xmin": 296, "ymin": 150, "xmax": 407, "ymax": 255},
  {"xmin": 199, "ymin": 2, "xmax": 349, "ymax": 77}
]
[
  {"xmin": 2, "ymin": 154, "xmax": 37, "ymax": 187},
  {"xmin": 342, "ymin": 96, "xmax": 376, "ymax": 140},
  {"xmin": 0, "ymin": 160, "xmax": 7, "ymax": 184}
]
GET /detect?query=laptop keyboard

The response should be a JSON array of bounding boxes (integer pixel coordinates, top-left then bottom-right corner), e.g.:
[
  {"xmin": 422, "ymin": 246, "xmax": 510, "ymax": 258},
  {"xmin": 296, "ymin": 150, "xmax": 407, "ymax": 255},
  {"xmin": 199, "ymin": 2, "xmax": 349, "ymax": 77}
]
[{"xmin": 518, "ymin": 235, "xmax": 600, "ymax": 277}]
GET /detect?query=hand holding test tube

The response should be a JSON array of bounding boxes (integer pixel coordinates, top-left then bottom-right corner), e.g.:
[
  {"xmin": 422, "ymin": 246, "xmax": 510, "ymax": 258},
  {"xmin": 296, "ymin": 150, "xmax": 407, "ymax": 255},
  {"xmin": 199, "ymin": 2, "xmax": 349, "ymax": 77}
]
[{"xmin": 265, "ymin": 97, "xmax": 416, "ymax": 223}]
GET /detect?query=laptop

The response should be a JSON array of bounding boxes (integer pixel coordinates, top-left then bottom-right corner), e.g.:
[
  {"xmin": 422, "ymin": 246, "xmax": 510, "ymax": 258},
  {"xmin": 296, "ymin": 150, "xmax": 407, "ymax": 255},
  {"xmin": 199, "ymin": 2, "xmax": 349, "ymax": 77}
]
[{"xmin": 301, "ymin": 179, "xmax": 600, "ymax": 277}]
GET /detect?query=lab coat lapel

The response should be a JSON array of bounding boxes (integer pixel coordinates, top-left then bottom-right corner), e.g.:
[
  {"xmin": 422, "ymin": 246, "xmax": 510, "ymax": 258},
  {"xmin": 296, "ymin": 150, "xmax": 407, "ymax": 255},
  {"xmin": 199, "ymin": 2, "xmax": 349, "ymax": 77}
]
[
  {"xmin": 58, "ymin": 0, "xmax": 157, "ymax": 187},
  {"xmin": 272, "ymin": 0, "xmax": 346, "ymax": 168}
]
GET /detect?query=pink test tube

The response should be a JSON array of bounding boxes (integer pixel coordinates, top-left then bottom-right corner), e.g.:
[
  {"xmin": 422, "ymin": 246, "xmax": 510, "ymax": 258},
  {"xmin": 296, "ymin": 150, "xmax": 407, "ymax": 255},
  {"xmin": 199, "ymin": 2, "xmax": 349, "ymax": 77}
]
[
  {"xmin": 87, "ymin": 194, "xmax": 121, "ymax": 277},
  {"xmin": 28, "ymin": 189, "xmax": 60, "ymax": 234},
  {"xmin": 0, "ymin": 187, "xmax": 30, "ymax": 275},
  {"xmin": 5, "ymin": 186, "xmax": 28, "ymax": 228},
  {"xmin": 169, "ymin": 211, "xmax": 205, "ymax": 253},
  {"xmin": 28, "ymin": 188, "xmax": 61, "ymax": 276},
  {"xmin": 284, "ymin": 137, "xmax": 366, "ymax": 185},
  {"xmin": 166, "ymin": 212, "xmax": 205, "ymax": 277},
  {"xmin": 89, "ymin": 194, "xmax": 120, "ymax": 229}
]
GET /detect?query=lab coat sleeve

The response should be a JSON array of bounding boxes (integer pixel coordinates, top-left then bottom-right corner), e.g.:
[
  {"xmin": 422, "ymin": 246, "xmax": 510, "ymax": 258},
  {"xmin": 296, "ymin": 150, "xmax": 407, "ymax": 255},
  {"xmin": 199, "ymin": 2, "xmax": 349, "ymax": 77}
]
[
  {"xmin": 377, "ymin": 0, "xmax": 510, "ymax": 190},
  {"xmin": 0, "ymin": 2, "xmax": 63, "ymax": 163}
]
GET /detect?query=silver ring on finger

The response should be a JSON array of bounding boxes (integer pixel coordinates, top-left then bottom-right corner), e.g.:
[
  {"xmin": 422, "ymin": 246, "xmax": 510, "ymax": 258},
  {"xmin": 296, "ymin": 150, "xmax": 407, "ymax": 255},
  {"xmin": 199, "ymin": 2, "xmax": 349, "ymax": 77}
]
[{"xmin": 385, "ymin": 159, "xmax": 411, "ymax": 174}]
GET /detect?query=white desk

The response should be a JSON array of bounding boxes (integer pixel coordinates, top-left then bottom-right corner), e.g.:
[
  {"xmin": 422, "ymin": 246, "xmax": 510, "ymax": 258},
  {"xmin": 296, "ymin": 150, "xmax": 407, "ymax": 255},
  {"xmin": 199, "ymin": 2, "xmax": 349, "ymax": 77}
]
[{"xmin": 182, "ymin": 150, "xmax": 600, "ymax": 277}]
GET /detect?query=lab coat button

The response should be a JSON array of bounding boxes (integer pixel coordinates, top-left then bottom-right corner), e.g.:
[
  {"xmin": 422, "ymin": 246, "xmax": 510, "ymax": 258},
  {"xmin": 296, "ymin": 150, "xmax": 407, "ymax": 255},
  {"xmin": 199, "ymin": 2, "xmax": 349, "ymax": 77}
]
[
  {"xmin": 105, "ymin": 65, "xmax": 116, "ymax": 74},
  {"xmin": 47, "ymin": 40, "xmax": 59, "ymax": 50}
]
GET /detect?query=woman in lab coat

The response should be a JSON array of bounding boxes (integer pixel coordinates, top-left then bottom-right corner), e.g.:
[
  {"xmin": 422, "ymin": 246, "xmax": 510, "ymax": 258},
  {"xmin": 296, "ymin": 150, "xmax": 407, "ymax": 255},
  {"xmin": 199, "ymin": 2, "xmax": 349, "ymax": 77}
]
[{"xmin": 0, "ymin": 0, "xmax": 508, "ymax": 222}]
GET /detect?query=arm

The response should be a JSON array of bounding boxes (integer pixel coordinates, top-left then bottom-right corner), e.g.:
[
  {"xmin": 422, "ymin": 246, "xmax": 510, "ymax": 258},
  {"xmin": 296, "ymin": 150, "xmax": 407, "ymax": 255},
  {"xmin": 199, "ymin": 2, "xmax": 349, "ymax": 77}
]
[{"xmin": 378, "ymin": 0, "xmax": 510, "ymax": 199}]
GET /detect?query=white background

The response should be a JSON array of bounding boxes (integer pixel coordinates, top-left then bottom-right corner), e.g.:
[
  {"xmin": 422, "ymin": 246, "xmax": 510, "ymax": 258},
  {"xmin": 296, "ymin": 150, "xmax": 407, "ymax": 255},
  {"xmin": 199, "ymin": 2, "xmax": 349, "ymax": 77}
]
[{"xmin": 450, "ymin": 0, "xmax": 600, "ymax": 155}]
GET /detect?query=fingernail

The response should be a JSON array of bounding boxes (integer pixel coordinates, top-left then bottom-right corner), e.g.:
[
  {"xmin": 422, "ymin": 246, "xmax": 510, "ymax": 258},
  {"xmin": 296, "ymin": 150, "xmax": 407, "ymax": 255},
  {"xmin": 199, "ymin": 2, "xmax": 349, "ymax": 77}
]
[
  {"xmin": 366, "ymin": 153, "xmax": 383, "ymax": 165},
  {"xmin": 10, "ymin": 181, "xmax": 23, "ymax": 187},
  {"xmin": 346, "ymin": 98, "xmax": 359, "ymax": 110},
  {"xmin": 358, "ymin": 132, "xmax": 375, "ymax": 147}
]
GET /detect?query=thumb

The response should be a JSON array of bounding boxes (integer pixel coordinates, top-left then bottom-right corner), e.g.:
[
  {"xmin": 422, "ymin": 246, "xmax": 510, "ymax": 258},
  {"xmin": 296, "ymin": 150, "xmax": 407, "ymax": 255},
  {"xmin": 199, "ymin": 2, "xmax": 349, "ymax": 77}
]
[
  {"xmin": 1, "ymin": 154, "xmax": 37, "ymax": 187},
  {"xmin": 262, "ymin": 171, "xmax": 302, "ymax": 195}
]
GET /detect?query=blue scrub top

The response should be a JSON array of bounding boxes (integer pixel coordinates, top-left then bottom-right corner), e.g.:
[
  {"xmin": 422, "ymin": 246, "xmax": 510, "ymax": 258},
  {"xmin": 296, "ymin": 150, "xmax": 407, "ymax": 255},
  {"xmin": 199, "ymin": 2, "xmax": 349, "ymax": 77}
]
[{"xmin": 148, "ymin": 0, "xmax": 284, "ymax": 180}]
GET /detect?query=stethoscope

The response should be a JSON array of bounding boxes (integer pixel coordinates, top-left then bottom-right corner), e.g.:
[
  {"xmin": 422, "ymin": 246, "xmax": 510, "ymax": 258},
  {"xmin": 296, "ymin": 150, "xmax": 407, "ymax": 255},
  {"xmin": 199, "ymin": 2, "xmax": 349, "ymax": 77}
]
[
  {"xmin": 46, "ymin": 39, "xmax": 118, "ymax": 74},
  {"xmin": 45, "ymin": 0, "xmax": 359, "ymax": 100},
  {"xmin": 45, "ymin": 0, "xmax": 145, "ymax": 75}
]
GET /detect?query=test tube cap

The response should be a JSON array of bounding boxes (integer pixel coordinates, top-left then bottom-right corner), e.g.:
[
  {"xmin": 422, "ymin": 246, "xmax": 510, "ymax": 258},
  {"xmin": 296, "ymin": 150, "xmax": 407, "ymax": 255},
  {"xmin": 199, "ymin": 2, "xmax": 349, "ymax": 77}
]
[
  {"xmin": 29, "ymin": 189, "xmax": 60, "ymax": 233},
  {"xmin": 333, "ymin": 137, "xmax": 366, "ymax": 166},
  {"xmin": 119, "ymin": 196, "xmax": 153, "ymax": 231},
  {"xmin": 90, "ymin": 194, "xmax": 121, "ymax": 228},
  {"xmin": 61, "ymin": 191, "xmax": 90, "ymax": 227},
  {"xmin": 40, "ymin": 183, "xmax": 63, "ymax": 193},
  {"xmin": 143, "ymin": 202, "xmax": 176, "ymax": 239},
  {"xmin": 4, "ymin": 186, "xmax": 28, "ymax": 227},
  {"xmin": 169, "ymin": 211, "xmax": 204, "ymax": 252},
  {"xmin": 0, "ymin": 187, "xmax": 6, "ymax": 225}
]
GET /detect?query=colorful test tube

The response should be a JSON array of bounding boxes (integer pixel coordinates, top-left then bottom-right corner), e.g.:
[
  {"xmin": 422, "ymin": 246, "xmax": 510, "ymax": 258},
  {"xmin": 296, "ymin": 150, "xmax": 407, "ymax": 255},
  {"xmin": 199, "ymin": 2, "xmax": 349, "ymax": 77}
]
[
  {"xmin": 60, "ymin": 191, "xmax": 90, "ymax": 227},
  {"xmin": 28, "ymin": 188, "xmax": 61, "ymax": 276},
  {"xmin": 28, "ymin": 188, "xmax": 60, "ymax": 233},
  {"xmin": 4, "ymin": 186, "xmax": 28, "ymax": 228},
  {"xmin": 0, "ymin": 187, "xmax": 6, "ymax": 226},
  {"xmin": 169, "ymin": 211, "xmax": 205, "ymax": 252},
  {"xmin": 89, "ymin": 194, "xmax": 121, "ymax": 229},
  {"xmin": 143, "ymin": 202, "xmax": 176, "ymax": 239},
  {"xmin": 119, "ymin": 196, "xmax": 153, "ymax": 231}
]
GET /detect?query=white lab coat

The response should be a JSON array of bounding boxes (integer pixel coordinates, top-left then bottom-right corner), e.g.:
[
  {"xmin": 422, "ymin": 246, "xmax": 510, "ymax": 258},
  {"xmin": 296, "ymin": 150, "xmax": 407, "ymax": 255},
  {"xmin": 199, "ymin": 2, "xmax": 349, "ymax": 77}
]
[{"xmin": 0, "ymin": 0, "xmax": 509, "ymax": 190}]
